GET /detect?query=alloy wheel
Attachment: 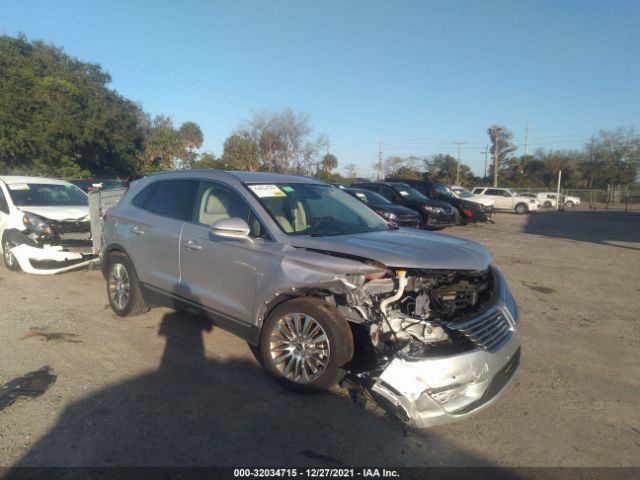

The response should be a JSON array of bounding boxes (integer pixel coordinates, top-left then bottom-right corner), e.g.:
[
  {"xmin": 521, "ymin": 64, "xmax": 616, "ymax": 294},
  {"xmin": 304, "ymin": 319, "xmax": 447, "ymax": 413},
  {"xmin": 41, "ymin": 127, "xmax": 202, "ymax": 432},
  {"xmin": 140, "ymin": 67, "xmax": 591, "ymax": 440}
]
[
  {"xmin": 3, "ymin": 240, "xmax": 17, "ymax": 267},
  {"xmin": 269, "ymin": 313, "xmax": 331, "ymax": 383},
  {"xmin": 109, "ymin": 263, "xmax": 131, "ymax": 311}
]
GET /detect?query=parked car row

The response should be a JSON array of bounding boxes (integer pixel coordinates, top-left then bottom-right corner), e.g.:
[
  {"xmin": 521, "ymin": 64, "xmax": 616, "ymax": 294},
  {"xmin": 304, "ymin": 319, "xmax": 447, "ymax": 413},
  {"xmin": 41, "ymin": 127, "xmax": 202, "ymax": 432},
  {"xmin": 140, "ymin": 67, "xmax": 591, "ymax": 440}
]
[{"xmin": 334, "ymin": 179, "xmax": 497, "ymax": 232}]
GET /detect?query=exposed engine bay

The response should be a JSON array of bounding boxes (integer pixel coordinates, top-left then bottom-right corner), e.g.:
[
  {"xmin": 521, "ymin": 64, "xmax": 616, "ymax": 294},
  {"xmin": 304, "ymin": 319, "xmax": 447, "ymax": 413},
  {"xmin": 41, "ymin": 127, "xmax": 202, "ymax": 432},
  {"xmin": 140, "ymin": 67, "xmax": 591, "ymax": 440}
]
[
  {"xmin": 336, "ymin": 268, "xmax": 494, "ymax": 365},
  {"xmin": 324, "ymin": 265, "xmax": 519, "ymax": 427}
]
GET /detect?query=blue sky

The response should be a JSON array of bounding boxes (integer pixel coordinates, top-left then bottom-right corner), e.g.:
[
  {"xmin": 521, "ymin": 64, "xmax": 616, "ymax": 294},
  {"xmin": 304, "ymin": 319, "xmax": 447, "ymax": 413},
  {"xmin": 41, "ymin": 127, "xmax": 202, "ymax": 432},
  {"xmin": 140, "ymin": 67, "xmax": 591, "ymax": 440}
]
[{"xmin": 2, "ymin": 0, "xmax": 639, "ymax": 176}]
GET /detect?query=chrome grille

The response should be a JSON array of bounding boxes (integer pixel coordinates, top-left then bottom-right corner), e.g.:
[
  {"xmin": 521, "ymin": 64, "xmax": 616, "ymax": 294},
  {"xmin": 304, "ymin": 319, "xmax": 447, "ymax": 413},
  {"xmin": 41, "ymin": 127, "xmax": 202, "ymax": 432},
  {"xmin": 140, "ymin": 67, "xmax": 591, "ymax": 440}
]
[{"xmin": 445, "ymin": 306, "xmax": 514, "ymax": 352}]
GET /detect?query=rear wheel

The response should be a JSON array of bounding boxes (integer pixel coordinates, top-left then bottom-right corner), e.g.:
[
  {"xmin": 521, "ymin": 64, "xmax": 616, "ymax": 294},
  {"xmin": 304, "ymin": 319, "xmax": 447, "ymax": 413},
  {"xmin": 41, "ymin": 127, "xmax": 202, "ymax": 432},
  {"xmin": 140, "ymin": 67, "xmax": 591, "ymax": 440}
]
[
  {"xmin": 2, "ymin": 237, "xmax": 21, "ymax": 272},
  {"xmin": 543, "ymin": 201, "xmax": 552, "ymax": 207},
  {"xmin": 107, "ymin": 252, "xmax": 148, "ymax": 317},
  {"xmin": 515, "ymin": 203, "xmax": 528, "ymax": 214},
  {"xmin": 258, "ymin": 297, "xmax": 353, "ymax": 393},
  {"xmin": 565, "ymin": 201, "xmax": 574, "ymax": 208}
]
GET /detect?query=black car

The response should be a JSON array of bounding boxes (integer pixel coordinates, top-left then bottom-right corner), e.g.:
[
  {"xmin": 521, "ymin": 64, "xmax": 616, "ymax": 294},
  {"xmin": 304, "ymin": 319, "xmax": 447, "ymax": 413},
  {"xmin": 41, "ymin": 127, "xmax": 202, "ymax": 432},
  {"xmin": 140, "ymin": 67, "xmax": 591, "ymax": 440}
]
[
  {"xmin": 344, "ymin": 188, "xmax": 420, "ymax": 228},
  {"xmin": 386, "ymin": 178, "xmax": 491, "ymax": 223},
  {"xmin": 350, "ymin": 181, "xmax": 456, "ymax": 229}
]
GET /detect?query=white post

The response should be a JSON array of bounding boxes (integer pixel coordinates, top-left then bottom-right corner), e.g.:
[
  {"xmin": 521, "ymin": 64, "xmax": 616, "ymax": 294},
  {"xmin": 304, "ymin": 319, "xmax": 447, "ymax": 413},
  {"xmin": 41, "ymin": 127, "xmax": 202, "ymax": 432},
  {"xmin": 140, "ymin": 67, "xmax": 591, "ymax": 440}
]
[{"xmin": 556, "ymin": 170, "xmax": 562, "ymax": 211}]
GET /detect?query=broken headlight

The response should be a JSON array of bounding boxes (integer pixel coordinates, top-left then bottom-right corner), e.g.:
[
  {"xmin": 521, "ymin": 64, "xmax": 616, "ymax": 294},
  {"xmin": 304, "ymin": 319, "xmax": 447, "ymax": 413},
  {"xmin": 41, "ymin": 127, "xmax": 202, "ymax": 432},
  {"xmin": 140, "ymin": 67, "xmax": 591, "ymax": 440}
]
[{"xmin": 23, "ymin": 213, "xmax": 54, "ymax": 236}]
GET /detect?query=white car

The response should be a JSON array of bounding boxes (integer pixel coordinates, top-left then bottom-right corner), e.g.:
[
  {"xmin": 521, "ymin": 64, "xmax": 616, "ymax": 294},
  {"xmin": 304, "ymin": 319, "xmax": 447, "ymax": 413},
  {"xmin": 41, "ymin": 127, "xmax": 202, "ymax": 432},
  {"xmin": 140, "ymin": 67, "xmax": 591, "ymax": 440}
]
[
  {"xmin": 0, "ymin": 176, "xmax": 95, "ymax": 274},
  {"xmin": 471, "ymin": 187, "xmax": 539, "ymax": 214},
  {"xmin": 520, "ymin": 192, "xmax": 556, "ymax": 208},
  {"xmin": 540, "ymin": 192, "xmax": 581, "ymax": 208},
  {"xmin": 450, "ymin": 186, "xmax": 495, "ymax": 208}
]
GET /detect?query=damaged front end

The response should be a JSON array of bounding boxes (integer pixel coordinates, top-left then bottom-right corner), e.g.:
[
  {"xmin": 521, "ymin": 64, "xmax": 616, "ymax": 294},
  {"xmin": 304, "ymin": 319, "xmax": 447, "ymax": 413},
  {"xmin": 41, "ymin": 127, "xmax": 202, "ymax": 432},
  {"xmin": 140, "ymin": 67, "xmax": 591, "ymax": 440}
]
[
  {"xmin": 335, "ymin": 265, "xmax": 520, "ymax": 428},
  {"xmin": 5, "ymin": 212, "xmax": 96, "ymax": 275}
]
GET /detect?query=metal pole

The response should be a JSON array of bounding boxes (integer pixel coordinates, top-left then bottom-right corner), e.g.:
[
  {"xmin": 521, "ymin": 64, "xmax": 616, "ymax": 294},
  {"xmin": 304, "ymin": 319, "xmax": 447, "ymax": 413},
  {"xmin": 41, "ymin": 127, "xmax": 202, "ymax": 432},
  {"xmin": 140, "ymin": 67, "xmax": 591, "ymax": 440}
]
[
  {"xmin": 493, "ymin": 135, "xmax": 499, "ymax": 187},
  {"xmin": 455, "ymin": 142, "xmax": 464, "ymax": 185},
  {"xmin": 556, "ymin": 170, "xmax": 562, "ymax": 211}
]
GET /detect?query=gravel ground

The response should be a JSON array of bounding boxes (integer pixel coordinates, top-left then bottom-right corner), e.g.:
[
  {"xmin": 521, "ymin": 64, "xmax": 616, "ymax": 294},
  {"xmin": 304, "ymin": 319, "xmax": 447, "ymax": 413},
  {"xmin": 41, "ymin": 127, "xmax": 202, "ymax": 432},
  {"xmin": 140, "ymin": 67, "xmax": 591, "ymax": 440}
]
[{"xmin": 0, "ymin": 211, "xmax": 638, "ymax": 468}]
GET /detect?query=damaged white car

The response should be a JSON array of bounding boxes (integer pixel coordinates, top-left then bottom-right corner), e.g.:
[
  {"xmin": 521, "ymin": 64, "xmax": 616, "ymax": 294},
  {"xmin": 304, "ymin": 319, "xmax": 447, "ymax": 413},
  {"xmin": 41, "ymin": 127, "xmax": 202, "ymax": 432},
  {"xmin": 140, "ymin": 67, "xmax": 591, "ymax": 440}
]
[
  {"xmin": 101, "ymin": 171, "xmax": 521, "ymax": 428},
  {"xmin": 0, "ymin": 176, "xmax": 95, "ymax": 275}
]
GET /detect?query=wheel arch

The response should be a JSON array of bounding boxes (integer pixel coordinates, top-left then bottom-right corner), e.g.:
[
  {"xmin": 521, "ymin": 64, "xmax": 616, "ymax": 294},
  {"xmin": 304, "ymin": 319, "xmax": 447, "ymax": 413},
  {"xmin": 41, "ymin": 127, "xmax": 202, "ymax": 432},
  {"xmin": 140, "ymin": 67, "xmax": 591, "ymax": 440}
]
[{"xmin": 101, "ymin": 243, "xmax": 133, "ymax": 279}]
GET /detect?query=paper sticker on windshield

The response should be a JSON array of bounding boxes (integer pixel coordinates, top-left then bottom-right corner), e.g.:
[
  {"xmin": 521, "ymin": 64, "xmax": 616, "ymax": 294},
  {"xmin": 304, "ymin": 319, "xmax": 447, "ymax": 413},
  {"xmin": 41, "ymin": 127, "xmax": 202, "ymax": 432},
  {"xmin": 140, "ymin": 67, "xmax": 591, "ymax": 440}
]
[
  {"xmin": 249, "ymin": 184, "xmax": 286, "ymax": 198},
  {"xmin": 8, "ymin": 184, "xmax": 30, "ymax": 191},
  {"xmin": 281, "ymin": 186, "xmax": 295, "ymax": 192},
  {"xmin": 398, "ymin": 190, "xmax": 409, "ymax": 196}
]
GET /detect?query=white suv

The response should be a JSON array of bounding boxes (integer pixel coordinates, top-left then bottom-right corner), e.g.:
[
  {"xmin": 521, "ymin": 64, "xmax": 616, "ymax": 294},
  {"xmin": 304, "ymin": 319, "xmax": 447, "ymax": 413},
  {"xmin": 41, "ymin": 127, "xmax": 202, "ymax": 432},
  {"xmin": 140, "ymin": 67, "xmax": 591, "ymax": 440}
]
[{"xmin": 471, "ymin": 187, "xmax": 539, "ymax": 214}]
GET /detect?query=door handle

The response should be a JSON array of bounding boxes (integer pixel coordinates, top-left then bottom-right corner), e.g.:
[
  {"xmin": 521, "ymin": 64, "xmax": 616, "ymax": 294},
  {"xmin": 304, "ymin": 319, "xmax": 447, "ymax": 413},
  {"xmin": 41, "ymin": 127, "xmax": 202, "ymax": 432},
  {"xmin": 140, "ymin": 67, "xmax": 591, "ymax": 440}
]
[
  {"xmin": 130, "ymin": 225, "xmax": 144, "ymax": 236},
  {"xmin": 183, "ymin": 239, "xmax": 202, "ymax": 251}
]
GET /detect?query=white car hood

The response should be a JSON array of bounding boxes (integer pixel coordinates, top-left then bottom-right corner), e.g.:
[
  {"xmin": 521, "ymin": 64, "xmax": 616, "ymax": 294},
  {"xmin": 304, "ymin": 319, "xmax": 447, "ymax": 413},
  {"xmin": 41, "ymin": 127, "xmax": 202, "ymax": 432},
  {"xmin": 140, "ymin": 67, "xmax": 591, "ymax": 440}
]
[
  {"xmin": 465, "ymin": 196, "xmax": 494, "ymax": 207},
  {"xmin": 18, "ymin": 205, "xmax": 89, "ymax": 222}
]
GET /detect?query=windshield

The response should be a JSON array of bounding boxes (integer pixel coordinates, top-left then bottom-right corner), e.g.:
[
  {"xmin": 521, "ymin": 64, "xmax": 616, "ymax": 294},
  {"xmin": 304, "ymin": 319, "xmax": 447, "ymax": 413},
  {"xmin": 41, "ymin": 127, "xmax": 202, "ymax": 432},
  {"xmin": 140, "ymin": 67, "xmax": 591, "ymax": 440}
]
[
  {"xmin": 7, "ymin": 183, "xmax": 88, "ymax": 206},
  {"xmin": 452, "ymin": 187, "xmax": 474, "ymax": 198},
  {"xmin": 390, "ymin": 183, "xmax": 427, "ymax": 201},
  {"xmin": 348, "ymin": 189, "xmax": 391, "ymax": 206},
  {"xmin": 434, "ymin": 183, "xmax": 452, "ymax": 197},
  {"xmin": 248, "ymin": 183, "xmax": 390, "ymax": 236}
]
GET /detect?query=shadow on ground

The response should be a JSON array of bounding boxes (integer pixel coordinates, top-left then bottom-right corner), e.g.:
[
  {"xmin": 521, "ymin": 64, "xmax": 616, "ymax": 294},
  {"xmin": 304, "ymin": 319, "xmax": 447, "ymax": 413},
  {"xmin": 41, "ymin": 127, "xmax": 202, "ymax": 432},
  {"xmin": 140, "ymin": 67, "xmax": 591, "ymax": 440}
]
[
  {"xmin": 523, "ymin": 211, "xmax": 640, "ymax": 250},
  {"xmin": 12, "ymin": 310, "xmax": 517, "ymax": 470}
]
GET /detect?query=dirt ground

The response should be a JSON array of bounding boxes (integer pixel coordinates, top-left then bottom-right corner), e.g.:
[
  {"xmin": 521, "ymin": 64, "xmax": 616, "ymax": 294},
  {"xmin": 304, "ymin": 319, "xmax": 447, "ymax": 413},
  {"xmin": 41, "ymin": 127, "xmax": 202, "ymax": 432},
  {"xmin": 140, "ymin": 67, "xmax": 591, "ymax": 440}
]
[{"xmin": 0, "ymin": 211, "xmax": 638, "ymax": 468}]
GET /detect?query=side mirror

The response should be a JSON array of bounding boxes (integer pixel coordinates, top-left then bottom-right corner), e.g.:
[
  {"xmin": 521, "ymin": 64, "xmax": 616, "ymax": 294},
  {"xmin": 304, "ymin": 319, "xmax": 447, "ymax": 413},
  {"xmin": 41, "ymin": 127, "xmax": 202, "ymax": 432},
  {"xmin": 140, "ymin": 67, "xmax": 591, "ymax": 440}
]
[{"xmin": 210, "ymin": 217, "xmax": 251, "ymax": 239}]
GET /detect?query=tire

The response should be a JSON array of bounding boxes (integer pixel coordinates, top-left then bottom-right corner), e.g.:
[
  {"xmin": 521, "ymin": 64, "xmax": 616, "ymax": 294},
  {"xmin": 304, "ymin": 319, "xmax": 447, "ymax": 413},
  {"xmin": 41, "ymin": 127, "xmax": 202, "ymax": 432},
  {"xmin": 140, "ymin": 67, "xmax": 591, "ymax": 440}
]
[
  {"xmin": 106, "ymin": 251, "xmax": 148, "ymax": 317},
  {"xmin": 2, "ymin": 237, "xmax": 22, "ymax": 272},
  {"xmin": 258, "ymin": 297, "xmax": 353, "ymax": 393},
  {"xmin": 565, "ymin": 201, "xmax": 574, "ymax": 208},
  {"xmin": 543, "ymin": 201, "xmax": 552, "ymax": 208},
  {"xmin": 515, "ymin": 203, "xmax": 528, "ymax": 214},
  {"xmin": 453, "ymin": 209, "xmax": 462, "ymax": 225}
]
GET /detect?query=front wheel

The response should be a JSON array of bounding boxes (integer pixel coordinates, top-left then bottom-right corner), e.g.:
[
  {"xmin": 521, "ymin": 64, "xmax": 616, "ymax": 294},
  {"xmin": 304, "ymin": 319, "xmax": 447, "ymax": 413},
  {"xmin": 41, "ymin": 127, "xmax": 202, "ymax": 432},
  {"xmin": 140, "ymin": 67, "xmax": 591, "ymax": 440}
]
[
  {"xmin": 544, "ymin": 201, "xmax": 552, "ymax": 207},
  {"xmin": 2, "ymin": 237, "xmax": 21, "ymax": 272},
  {"xmin": 106, "ymin": 252, "xmax": 148, "ymax": 317},
  {"xmin": 258, "ymin": 297, "xmax": 353, "ymax": 392},
  {"xmin": 515, "ymin": 203, "xmax": 528, "ymax": 214}
]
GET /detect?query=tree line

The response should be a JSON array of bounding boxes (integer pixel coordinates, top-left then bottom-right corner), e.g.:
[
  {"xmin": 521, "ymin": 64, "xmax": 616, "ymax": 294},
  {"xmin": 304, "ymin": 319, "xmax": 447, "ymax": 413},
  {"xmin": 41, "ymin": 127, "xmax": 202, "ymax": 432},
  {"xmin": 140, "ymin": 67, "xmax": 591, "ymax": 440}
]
[
  {"xmin": 382, "ymin": 125, "xmax": 640, "ymax": 189},
  {"xmin": 0, "ymin": 35, "xmax": 210, "ymax": 177},
  {"xmin": 0, "ymin": 35, "xmax": 341, "ymax": 180}
]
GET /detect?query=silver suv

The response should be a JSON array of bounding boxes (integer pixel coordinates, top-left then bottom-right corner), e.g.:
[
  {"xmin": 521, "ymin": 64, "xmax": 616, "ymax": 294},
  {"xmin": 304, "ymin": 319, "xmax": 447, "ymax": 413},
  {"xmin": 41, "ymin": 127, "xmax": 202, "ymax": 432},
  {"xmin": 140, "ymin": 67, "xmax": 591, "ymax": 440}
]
[{"xmin": 101, "ymin": 171, "xmax": 521, "ymax": 428}]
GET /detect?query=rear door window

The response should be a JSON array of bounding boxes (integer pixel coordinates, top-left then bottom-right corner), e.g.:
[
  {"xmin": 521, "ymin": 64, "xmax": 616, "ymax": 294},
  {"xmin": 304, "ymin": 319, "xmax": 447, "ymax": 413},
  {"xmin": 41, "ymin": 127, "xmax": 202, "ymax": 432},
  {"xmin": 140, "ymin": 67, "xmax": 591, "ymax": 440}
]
[{"xmin": 143, "ymin": 180, "xmax": 197, "ymax": 221}]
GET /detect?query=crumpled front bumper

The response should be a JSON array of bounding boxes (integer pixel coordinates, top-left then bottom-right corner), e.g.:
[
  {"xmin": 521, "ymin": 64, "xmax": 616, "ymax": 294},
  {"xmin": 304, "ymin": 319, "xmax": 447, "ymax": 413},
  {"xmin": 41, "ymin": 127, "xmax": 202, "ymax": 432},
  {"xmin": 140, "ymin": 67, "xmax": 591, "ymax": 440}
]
[
  {"xmin": 371, "ymin": 333, "xmax": 520, "ymax": 428},
  {"xmin": 371, "ymin": 269, "xmax": 521, "ymax": 428},
  {"xmin": 10, "ymin": 244, "xmax": 97, "ymax": 275}
]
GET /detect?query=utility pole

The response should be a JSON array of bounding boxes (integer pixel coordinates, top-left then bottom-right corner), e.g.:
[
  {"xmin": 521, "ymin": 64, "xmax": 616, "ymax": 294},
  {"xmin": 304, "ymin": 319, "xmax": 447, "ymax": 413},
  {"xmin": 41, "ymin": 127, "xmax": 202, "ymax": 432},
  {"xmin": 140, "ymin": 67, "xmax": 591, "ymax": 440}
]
[
  {"xmin": 376, "ymin": 141, "xmax": 384, "ymax": 180},
  {"xmin": 481, "ymin": 145, "xmax": 489, "ymax": 179},
  {"xmin": 493, "ymin": 134, "xmax": 500, "ymax": 187},
  {"xmin": 455, "ymin": 142, "xmax": 464, "ymax": 184},
  {"xmin": 524, "ymin": 123, "xmax": 529, "ymax": 156},
  {"xmin": 556, "ymin": 170, "xmax": 562, "ymax": 211}
]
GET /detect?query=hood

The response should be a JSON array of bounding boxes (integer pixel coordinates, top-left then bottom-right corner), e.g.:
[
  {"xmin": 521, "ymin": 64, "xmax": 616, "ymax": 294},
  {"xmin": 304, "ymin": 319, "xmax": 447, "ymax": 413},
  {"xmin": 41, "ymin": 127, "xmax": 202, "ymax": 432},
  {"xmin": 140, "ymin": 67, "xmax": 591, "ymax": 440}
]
[
  {"xmin": 468, "ymin": 196, "xmax": 494, "ymax": 207},
  {"xmin": 372, "ymin": 204, "xmax": 418, "ymax": 216},
  {"xmin": 289, "ymin": 229, "xmax": 492, "ymax": 271},
  {"xmin": 19, "ymin": 205, "xmax": 90, "ymax": 222}
]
